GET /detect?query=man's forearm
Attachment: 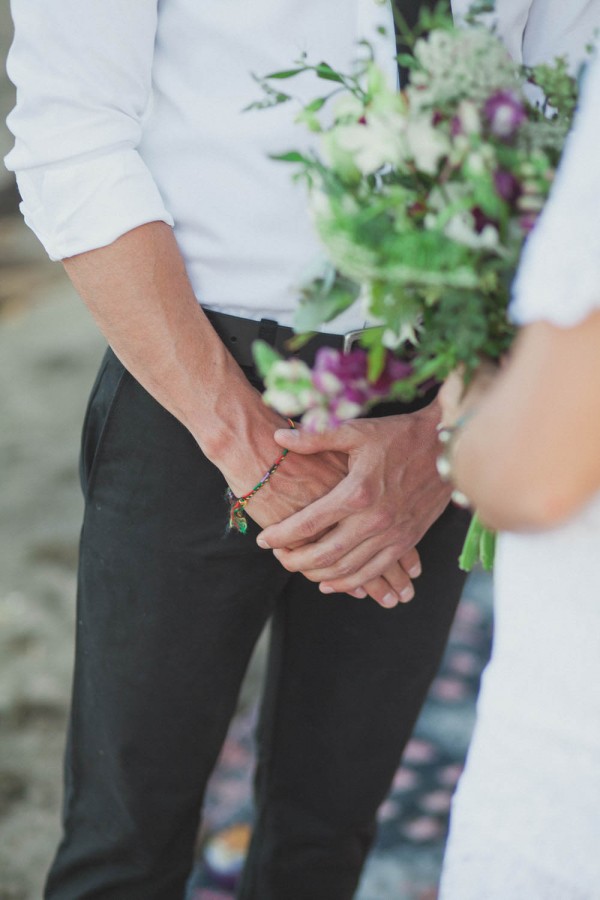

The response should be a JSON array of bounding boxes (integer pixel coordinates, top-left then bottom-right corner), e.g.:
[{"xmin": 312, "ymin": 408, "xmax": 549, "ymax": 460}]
[{"xmin": 63, "ymin": 221, "xmax": 288, "ymax": 494}]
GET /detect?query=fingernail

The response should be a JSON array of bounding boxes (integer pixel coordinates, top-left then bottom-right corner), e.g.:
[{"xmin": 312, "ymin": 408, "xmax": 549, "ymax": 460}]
[
  {"xmin": 276, "ymin": 428, "xmax": 298, "ymax": 439},
  {"xmin": 351, "ymin": 588, "xmax": 367, "ymax": 599},
  {"xmin": 256, "ymin": 537, "xmax": 269, "ymax": 549},
  {"xmin": 320, "ymin": 585, "xmax": 335, "ymax": 594},
  {"xmin": 400, "ymin": 586, "xmax": 415, "ymax": 603},
  {"xmin": 381, "ymin": 593, "xmax": 398, "ymax": 608},
  {"xmin": 409, "ymin": 564, "xmax": 421, "ymax": 578}
]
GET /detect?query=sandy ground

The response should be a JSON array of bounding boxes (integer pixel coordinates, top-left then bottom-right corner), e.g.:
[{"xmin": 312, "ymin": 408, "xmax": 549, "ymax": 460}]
[
  {"xmin": 0, "ymin": 212, "xmax": 105, "ymax": 899},
  {"xmin": 0, "ymin": 12, "xmax": 97, "ymax": 897}
]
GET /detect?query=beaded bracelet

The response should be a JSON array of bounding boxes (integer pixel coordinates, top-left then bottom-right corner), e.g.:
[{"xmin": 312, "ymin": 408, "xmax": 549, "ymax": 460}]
[{"xmin": 225, "ymin": 419, "xmax": 296, "ymax": 534}]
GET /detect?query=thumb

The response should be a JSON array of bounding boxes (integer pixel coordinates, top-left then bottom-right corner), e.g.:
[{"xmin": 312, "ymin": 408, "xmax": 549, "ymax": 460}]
[{"xmin": 273, "ymin": 423, "xmax": 353, "ymax": 454}]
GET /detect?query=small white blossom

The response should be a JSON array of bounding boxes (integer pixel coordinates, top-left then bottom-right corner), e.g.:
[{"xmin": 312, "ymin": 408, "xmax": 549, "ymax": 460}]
[
  {"xmin": 405, "ymin": 120, "xmax": 450, "ymax": 175},
  {"xmin": 457, "ymin": 100, "xmax": 481, "ymax": 135},
  {"xmin": 270, "ymin": 359, "xmax": 312, "ymax": 383},
  {"xmin": 263, "ymin": 389, "xmax": 308, "ymax": 417},
  {"xmin": 332, "ymin": 93, "xmax": 365, "ymax": 123},
  {"xmin": 301, "ymin": 406, "xmax": 335, "ymax": 432},
  {"xmin": 465, "ymin": 151, "xmax": 487, "ymax": 176},
  {"xmin": 325, "ymin": 117, "xmax": 404, "ymax": 176},
  {"xmin": 313, "ymin": 370, "xmax": 344, "ymax": 395},
  {"xmin": 444, "ymin": 212, "xmax": 500, "ymax": 251},
  {"xmin": 409, "ymin": 27, "xmax": 521, "ymax": 110},
  {"xmin": 334, "ymin": 398, "xmax": 364, "ymax": 420}
]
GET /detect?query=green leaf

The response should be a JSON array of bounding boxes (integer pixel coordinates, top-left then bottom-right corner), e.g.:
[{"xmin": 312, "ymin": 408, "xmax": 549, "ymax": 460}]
[
  {"xmin": 304, "ymin": 96, "xmax": 328, "ymax": 113},
  {"xmin": 265, "ymin": 67, "xmax": 307, "ymax": 79},
  {"xmin": 480, "ymin": 526, "xmax": 497, "ymax": 571},
  {"xmin": 285, "ymin": 331, "xmax": 317, "ymax": 352},
  {"xmin": 269, "ymin": 151, "xmax": 313, "ymax": 165},
  {"xmin": 458, "ymin": 514, "xmax": 484, "ymax": 572},
  {"xmin": 294, "ymin": 273, "xmax": 360, "ymax": 332},
  {"xmin": 252, "ymin": 340, "xmax": 283, "ymax": 377},
  {"xmin": 395, "ymin": 53, "xmax": 419, "ymax": 71},
  {"xmin": 315, "ymin": 62, "xmax": 344, "ymax": 83},
  {"xmin": 367, "ymin": 343, "xmax": 386, "ymax": 382}
]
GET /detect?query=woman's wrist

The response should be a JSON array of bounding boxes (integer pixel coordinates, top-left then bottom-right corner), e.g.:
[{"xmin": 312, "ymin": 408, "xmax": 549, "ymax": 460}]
[{"xmin": 436, "ymin": 413, "xmax": 475, "ymax": 508}]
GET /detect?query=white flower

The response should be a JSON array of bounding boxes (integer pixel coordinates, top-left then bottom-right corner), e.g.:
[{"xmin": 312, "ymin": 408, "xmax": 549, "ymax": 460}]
[
  {"xmin": 332, "ymin": 93, "xmax": 365, "ymax": 123},
  {"xmin": 334, "ymin": 398, "xmax": 364, "ymax": 419},
  {"xmin": 324, "ymin": 117, "xmax": 404, "ymax": 176},
  {"xmin": 465, "ymin": 151, "xmax": 486, "ymax": 176},
  {"xmin": 313, "ymin": 370, "xmax": 343, "ymax": 395},
  {"xmin": 405, "ymin": 119, "xmax": 450, "ymax": 175},
  {"xmin": 444, "ymin": 212, "xmax": 500, "ymax": 251},
  {"xmin": 409, "ymin": 27, "xmax": 521, "ymax": 110},
  {"xmin": 270, "ymin": 359, "xmax": 312, "ymax": 383},
  {"xmin": 263, "ymin": 389, "xmax": 309, "ymax": 417},
  {"xmin": 457, "ymin": 100, "xmax": 481, "ymax": 135},
  {"xmin": 301, "ymin": 406, "xmax": 335, "ymax": 432},
  {"xmin": 383, "ymin": 318, "xmax": 419, "ymax": 347}
]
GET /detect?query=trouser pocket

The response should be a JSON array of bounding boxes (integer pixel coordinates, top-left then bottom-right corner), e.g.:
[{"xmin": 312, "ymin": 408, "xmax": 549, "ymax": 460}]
[{"xmin": 79, "ymin": 347, "xmax": 126, "ymax": 500}]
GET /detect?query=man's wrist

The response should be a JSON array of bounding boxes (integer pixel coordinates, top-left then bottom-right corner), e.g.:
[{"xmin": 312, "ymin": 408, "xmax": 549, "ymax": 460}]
[{"xmin": 192, "ymin": 382, "xmax": 292, "ymax": 493}]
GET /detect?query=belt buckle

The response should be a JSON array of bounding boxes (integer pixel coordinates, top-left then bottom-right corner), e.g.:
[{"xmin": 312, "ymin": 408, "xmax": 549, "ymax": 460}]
[{"xmin": 342, "ymin": 326, "xmax": 378, "ymax": 354}]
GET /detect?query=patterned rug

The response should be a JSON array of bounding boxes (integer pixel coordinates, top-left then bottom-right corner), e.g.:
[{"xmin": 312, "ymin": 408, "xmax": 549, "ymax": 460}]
[{"xmin": 187, "ymin": 570, "xmax": 493, "ymax": 900}]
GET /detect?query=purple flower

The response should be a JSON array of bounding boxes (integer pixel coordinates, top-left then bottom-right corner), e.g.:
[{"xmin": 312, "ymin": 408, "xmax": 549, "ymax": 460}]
[
  {"xmin": 484, "ymin": 90, "xmax": 526, "ymax": 140},
  {"xmin": 312, "ymin": 347, "xmax": 412, "ymax": 406},
  {"xmin": 372, "ymin": 357, "xmax": 413, "ymax": 393},
  {"xmin": 471, "ymin": 206, "xmax": 497, "ymax": 235},
  {"xmin": 313, "ymin": 347, "xmax": 367, "ymax": 385},
  {"xmin": 493, "ymin": 169, "xmax": 522, "ymax": 205},
  {"xmin": 450, "ymin": 115, "xmax": 463, "ymax": 137}
]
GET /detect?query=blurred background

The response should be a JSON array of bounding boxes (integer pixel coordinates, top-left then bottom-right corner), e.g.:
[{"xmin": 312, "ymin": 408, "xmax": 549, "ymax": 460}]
[
  {"xmin": 0, "ymin": 6, "xmax": 106, "ymax": 898},
  {"xmin": 0, "ymin": 6, "xmax": 493, "ymax": 899}
]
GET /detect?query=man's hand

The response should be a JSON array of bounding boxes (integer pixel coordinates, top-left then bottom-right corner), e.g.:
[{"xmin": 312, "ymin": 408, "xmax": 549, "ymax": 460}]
[
  {"xmin": 218, "ymin": 404, "xmax": 412, "ymax": 607},
  {"xmin": 255, "ymin": 401, "xmax": 452, "ymax": 602}
]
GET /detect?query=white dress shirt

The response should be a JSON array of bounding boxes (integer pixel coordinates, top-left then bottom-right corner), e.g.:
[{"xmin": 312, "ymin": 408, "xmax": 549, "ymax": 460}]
[{"xmin": 5, "ymin": 0, "xmax": 396, "ymax": 330}]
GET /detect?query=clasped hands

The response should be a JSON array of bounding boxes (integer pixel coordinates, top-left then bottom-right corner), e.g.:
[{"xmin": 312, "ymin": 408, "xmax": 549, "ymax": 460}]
[{"xmin": 255, "ymin": 404, "xmax": 452, "ymax": 609}]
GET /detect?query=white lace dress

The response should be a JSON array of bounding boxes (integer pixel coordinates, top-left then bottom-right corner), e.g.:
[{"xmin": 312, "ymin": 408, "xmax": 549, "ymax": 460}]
[{"xmin": 439, "ymin": 48, "xmax": 600, "ymax": 900}]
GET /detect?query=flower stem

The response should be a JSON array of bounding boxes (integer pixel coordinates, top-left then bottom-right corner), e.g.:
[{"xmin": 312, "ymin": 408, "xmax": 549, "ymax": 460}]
[{"xmin": 458, "ymin": 512, "xmax": 496, "ymax": 572}]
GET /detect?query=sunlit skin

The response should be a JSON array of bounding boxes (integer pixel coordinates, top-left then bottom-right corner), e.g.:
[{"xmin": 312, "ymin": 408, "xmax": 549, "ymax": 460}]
[{"xmin": 438, "ymin": 309, "xmax": 600, "ymax": 531}]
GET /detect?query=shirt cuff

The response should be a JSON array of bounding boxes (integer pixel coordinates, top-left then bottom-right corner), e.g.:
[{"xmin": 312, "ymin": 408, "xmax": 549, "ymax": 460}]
[{"xmin": 14, "ymin": 147, "xmax": 175, "ymax": 260}]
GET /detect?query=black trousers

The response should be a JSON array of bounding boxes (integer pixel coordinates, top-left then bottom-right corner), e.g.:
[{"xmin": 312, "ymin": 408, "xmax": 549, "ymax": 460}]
[{"xmin": 45, "ymin": 348, "xmax": 469, "ymax": 900}]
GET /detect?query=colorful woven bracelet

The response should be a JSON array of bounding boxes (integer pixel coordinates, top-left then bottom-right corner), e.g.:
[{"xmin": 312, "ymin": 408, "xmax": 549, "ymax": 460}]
[{"xmin": 225, "ymin": 419, "xmax": 296, "ymax": 534}]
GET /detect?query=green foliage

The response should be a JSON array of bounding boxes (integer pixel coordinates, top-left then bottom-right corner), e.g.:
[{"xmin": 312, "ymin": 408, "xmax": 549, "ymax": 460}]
[
  {"xmin": 529, "ymin": 57, "xmax": 579, "ymax": 119},
  {"xmin": 252, "ymin": 340, "xmax": 282, "ymax": 378}
]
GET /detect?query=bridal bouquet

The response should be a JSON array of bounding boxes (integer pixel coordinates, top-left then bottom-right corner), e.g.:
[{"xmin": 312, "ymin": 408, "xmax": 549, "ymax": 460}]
[{"xmin": 250, "ymin": 2, "xmax": 582, "ymax": 569}]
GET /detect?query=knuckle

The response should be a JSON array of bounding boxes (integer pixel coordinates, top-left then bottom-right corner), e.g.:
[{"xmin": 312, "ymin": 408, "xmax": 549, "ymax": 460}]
[
  {"xmin": 371, "ymin": 506, "xmax": 394, "ymax": 533},
  {"xmin": 299, "ymin": 514, "xmax": 321, "ymax": 539},
  {"xmin": 348, "ymin": 482, "xmax": 373, "ymax": 511},
  {"xmin": 332, "ymin": 560, "xmax": 355, "ymax": 579},
  {"xmin": 314, "ymin": 542, "xmax": 345, "ymax": 571}
]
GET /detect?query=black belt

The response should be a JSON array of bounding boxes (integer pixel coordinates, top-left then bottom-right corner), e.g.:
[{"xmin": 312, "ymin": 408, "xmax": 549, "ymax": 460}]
[{"xmin": 203, "ymin": 308, "xmax": 369, "ymax": 369}]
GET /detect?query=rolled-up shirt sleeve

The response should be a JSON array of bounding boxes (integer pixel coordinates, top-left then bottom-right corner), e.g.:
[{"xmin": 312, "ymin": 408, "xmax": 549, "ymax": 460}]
[{"xmin": 4, "ymin": 0, "xmax": 174, "ymax": 260}]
